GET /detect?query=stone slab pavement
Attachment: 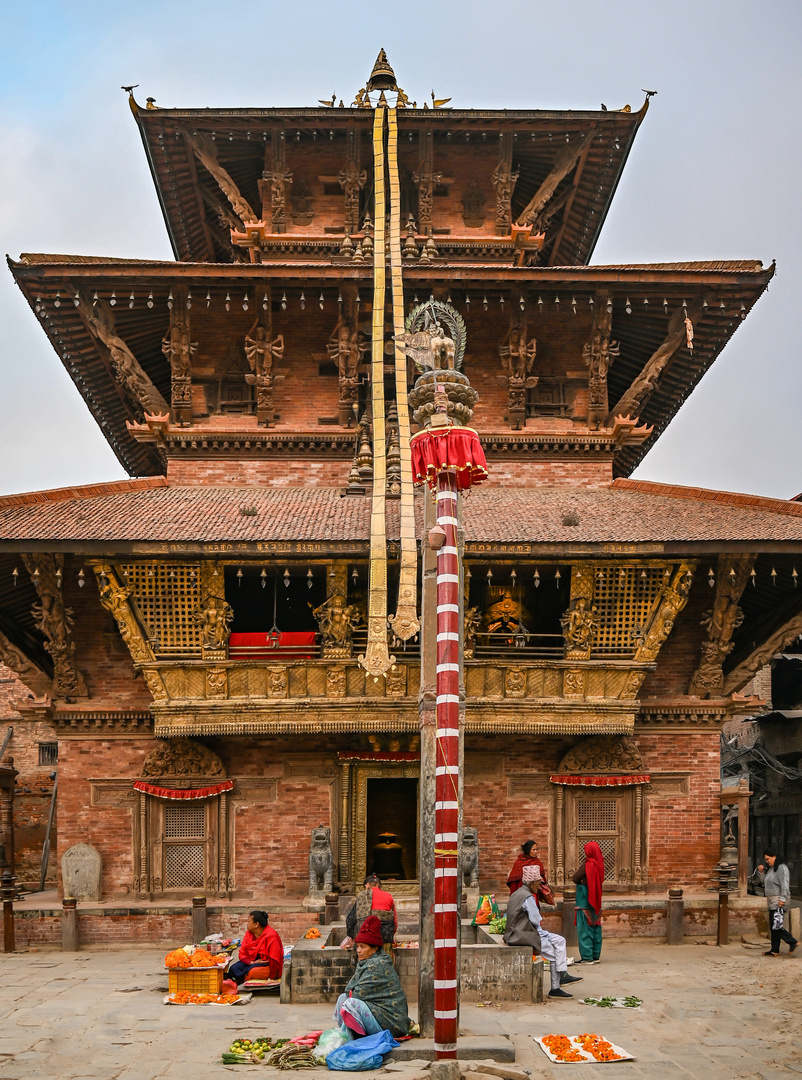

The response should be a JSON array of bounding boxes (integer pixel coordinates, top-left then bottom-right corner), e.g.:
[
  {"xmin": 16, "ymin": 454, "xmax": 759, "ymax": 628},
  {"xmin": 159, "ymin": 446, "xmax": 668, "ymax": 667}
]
[{"xmin": 0, "ymin": 939, "xmax": 799, "ymax": 1079}]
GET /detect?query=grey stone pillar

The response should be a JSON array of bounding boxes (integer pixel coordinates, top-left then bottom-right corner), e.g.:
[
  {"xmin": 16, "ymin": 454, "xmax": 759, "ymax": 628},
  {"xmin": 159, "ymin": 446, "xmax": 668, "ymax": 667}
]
[
  {"xmin": 666, "ymin": 887, "xmax": 684, "ymax": 945},
  {"xmin": 192, "ymin": 895, "xmax": 207, "ymax": 943},
  {"xmin": 62, "ymin": 896, "xmax": 78, "ymax": 951}
]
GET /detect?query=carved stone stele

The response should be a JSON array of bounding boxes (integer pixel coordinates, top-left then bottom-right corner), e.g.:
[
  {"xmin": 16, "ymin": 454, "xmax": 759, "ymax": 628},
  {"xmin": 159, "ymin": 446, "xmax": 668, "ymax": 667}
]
[
  {"xmin": 557, "ymin": 735, "xmax": 644, "ymax": 775},
  {"xmin": 140, "ymin": 738, "xmax": 226, "ymax": 779}
]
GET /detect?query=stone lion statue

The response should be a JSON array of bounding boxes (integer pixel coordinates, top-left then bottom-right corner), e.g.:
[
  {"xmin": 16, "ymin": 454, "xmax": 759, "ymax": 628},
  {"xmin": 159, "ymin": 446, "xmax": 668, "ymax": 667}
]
[
  {"xmin": 461, "ymin": 826, "xmax": 479, "ymax": 889},
  {"xmin": 309, "ymin": 825, "xmax": 333, "ymax": 893}
]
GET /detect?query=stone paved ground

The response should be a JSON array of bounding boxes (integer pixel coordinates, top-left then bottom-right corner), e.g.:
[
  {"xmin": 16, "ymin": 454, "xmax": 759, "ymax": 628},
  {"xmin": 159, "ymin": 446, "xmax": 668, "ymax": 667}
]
[{"xmin": 0, "ymin": 939, "xmax": 799, "ymax": 1079}]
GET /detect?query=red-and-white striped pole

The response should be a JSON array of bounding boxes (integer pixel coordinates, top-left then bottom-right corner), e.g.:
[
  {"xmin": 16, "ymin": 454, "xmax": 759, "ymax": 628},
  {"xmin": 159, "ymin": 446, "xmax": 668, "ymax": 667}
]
[{"xmin": 433, "ymin": 466, "xmax": 460, "ymax": 1058}]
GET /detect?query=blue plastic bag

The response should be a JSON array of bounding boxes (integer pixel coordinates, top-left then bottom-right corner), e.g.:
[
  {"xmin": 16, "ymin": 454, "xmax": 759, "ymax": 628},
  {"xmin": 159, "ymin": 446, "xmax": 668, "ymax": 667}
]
[{"xmin": 326, "ymin": 1030, "xmax": 400, "ymax": 1071}]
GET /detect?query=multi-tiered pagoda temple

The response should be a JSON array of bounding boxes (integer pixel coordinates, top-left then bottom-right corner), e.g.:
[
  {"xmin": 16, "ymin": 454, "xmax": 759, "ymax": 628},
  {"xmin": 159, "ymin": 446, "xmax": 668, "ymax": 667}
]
[{"xmin": 2, "ymin": 53, "xmax": 801, "ymax": 942}]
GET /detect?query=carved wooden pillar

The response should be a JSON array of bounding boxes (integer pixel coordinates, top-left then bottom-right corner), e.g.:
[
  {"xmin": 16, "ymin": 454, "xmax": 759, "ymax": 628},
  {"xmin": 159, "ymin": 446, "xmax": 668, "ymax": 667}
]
[
  {"xmin": 162, "ymin": 289, "xmax": 195, "ymax": 425},
  {"xmin": 633, "ymin": 785, "xmax": 643, "ymax": 886},
  {"xmin": 338, "ymin": 761, "xmax": 351, "ymax": 883},
  {"xmin": 555, "ymin": 785, "xmax": 565, "ymax": 887},
  {"xmin": 492, "ymin": 132, "xmax": 517, "ymax": 233},
  {"xmin": 138, "ymin": 791, "xmax": 149, "ymax": 898},
  {"xmin": 218, "ymin": 793, "xmax": 229, "ymax": 896}
]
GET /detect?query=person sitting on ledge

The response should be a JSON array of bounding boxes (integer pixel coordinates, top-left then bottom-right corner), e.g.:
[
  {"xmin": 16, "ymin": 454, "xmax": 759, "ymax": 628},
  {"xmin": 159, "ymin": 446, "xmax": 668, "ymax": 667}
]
[
  {"xmin": 503, "ymin": 865, "xmax": 582, "ymax": 999},
  {"xmin": 342, "ymin": 874, "xmax": 397, "ymax": 951},
  {"xmin": 334, "ymin": 916, "xmax": 412, "ymax": 1038},
  {"xmin": 227, "ymin": 910, "xmax": 284, "ymax": 985}
]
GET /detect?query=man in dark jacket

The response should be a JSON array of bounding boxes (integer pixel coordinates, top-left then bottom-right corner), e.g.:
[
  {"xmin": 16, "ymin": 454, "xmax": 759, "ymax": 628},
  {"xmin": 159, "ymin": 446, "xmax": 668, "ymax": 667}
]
[{"xmin": 503, "ymin": 865, "xmax": 582, "ymax": 998}]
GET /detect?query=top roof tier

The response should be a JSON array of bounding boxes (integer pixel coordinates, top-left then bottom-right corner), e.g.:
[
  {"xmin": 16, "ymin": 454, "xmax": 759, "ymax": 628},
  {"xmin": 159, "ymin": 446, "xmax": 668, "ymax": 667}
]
[{"xmin": 130, "ymin": 80, "xmax": 648, "ymax": 267}]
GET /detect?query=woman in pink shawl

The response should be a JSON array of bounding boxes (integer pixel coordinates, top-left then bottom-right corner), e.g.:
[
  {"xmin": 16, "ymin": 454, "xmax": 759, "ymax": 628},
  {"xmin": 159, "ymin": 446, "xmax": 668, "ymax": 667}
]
[{"xmin": 572, "ymin": 841, "xmax": 605, "ymax": 963}]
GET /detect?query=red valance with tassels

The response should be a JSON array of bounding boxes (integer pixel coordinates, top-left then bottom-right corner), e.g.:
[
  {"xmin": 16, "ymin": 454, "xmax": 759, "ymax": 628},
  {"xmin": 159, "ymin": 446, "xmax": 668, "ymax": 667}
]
[
  {"xmin": 550, "ymin": 774, "xmax": 651, "ymax": 787},
  {"xmin": 410, "ymin": 427, "xmax": 488, "ymax": 490},
  {"xmin": 133, "ymin": 780, "xmax": 234, "ymax": 800}
]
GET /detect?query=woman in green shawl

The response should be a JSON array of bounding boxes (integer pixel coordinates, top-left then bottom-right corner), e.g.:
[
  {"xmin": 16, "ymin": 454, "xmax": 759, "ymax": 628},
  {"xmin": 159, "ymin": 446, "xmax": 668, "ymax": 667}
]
[{"xmin": 333, "ymin": 916, "xmax": 411, "ymax": 1038}]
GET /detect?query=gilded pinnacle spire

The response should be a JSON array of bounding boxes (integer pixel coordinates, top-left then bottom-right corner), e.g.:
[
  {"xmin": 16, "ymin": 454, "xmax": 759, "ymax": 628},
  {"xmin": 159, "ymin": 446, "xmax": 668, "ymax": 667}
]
[{"xmin": 366, "ymin": 49, "xmax": 398, "ymax": 93}]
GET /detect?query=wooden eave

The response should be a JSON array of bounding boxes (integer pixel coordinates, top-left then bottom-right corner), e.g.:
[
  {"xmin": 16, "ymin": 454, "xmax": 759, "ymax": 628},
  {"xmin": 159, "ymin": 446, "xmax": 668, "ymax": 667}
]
[
  {"xmin": 131, "ymin": 97, "xmax": 647, "ymax": 265},
  {"xmin": 8, "ymin": 255, "xmax": 773, "ymax": 478}
]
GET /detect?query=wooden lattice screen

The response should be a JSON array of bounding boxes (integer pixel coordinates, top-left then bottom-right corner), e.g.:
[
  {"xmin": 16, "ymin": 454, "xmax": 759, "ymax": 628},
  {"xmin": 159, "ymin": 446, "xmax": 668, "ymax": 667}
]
[
  {"xmin": 119, "ymin": 562, "xmax": 203, "ymax": 657},
  {"xmin": 576, "ymin": 798, "xmax": 618, "ymax": 880},
  {"xmin": 163, "ymin": 803, "xmax": 206, "ymax": 889},
  {"xmin": 591, "ymin": 566, "xmax": 665, "ymax": 657}
]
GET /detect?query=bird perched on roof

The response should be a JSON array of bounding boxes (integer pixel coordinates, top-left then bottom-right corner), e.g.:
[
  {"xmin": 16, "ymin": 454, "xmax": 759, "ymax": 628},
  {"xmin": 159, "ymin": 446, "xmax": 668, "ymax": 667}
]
[
  {"xmin": 641, "ymin": 89, "xmax": 658, "ymax": 98},
  {"xmin": 318, "ymin": 93, "xmax": 336, "ymax": 107},
  {"xmin": 121, "ymin": 84, "xmax": 139, "ymax": 94},
  {"xmin": 600, "ymin": 103, "xmax": 607, "ymax": 111},
  {"xmin": 146, "ymin": 97, "xmax": 158, "ymax": 110}
]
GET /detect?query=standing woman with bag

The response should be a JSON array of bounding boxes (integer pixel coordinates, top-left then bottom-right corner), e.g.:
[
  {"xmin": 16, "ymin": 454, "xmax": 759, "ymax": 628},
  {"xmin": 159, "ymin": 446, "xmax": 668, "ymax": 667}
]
[
  {"xmin": 572, "ymin": 841, "xmax": 605, "ymax": 964},
  {"xmin": 755, "ymin": 849, "xmax": 798, "ymax": 957}
]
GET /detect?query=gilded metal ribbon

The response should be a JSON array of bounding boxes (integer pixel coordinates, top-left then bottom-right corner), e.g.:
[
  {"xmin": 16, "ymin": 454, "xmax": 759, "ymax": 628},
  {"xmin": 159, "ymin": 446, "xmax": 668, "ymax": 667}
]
[
  {"xmin": 359, "ymin": 105, "xmax": 394, "ymax": 678},
  {"xmin": 387, "ymin": 107, "xmax": 420, "ymax": 644}
]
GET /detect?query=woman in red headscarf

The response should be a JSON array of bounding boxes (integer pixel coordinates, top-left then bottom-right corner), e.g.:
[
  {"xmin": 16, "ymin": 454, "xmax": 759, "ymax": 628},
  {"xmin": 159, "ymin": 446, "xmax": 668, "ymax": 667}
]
[{"xmin": 572, "ymin": 841, "xmax": 605, "ymax": 963}]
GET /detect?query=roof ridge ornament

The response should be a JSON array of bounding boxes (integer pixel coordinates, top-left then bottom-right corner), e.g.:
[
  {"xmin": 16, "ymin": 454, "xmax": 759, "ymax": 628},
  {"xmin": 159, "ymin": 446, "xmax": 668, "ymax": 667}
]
[{"xmin": 366, "ymin": 49, "xmax": 398, "ymax": 93}]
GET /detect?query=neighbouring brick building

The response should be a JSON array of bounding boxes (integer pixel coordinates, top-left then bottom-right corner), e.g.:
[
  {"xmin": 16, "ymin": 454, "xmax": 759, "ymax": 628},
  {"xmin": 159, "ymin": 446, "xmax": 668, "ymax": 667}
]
[{"xmin": 2, "ymin": 54, "xmax": 801, "ymax": 939}]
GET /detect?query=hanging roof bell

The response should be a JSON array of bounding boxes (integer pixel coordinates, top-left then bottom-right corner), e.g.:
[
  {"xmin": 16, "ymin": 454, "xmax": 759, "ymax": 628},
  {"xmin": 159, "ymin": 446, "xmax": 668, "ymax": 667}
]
[{"xmin": 366, "ymin": 49, "xmax": 398, "ymax": 93}]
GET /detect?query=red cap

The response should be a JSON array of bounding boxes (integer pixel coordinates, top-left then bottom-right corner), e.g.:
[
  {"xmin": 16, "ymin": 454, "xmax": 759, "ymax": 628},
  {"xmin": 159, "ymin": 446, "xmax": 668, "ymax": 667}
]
[{"xmin": 355, "ymin": 915, "xmax": 384, "ymax": 946}]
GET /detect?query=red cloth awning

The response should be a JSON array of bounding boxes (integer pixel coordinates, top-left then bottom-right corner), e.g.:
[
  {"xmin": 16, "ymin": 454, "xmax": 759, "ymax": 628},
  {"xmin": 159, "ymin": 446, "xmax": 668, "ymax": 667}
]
[
  {"xmin": 337, "ymin": 752, "xmax": 420, "ymax": 762},
  {"xmin": 550, "ymin": 774, "xmax": 651, "ymax": 787},
  {"xmin": 133, "ymin": 780, "xmax": 234, "ymax": 800},
  {"xmin": 229, "ymin": 630, "xmax": 316, "ymax": 659},
  {"xmin": 410, "ymin": 427, "xmax": 488, "ymax": 490}
]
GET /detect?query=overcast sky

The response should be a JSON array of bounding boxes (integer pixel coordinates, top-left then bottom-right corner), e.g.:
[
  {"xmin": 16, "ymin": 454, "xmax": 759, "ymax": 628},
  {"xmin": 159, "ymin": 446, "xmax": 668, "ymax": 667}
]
[{"xmin": 1, "ymin": 1, "xmax": 800, "ymax": 499}]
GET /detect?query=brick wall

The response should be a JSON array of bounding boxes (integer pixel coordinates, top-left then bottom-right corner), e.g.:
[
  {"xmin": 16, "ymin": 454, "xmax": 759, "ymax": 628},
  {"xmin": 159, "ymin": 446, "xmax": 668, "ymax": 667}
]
[
  {"xmin": 56, "ymin": 736, "xmax": 334, "ymax": 900},
  {"xmin": 463, "ymin": 730, "xmax": 721, "ymax": 893},
  {"xmin": 12, "ymin": 906, "xmax": 313, "ymax": 949},
  {"xmin": 0, "ymin": 665, "xmax": 58, "ymax": 885}
]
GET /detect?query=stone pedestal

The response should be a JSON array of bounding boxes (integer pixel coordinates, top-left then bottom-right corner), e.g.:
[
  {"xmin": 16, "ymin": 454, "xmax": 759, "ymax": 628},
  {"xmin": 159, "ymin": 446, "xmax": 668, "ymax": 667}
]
[
  {"xmin": 561, "ymin": 886, "xmax": 577, "ymax": 946},
  {"xmin": 666, "ymin": 886, "xmax": 684, "ymax": 945},
  {"xmin": 62, "ymin": 896, "xmax": 78, "ymax": 951}
]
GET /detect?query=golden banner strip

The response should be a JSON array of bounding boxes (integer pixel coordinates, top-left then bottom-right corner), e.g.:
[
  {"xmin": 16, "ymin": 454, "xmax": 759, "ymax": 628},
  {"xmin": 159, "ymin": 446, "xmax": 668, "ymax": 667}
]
[
  {"xmin": 387, "ymin": 107, "xmax": 420, "ymax": 643},
  {"xmin": 359, "ymin": 106, "xmax": 394, "ymax": 679}
]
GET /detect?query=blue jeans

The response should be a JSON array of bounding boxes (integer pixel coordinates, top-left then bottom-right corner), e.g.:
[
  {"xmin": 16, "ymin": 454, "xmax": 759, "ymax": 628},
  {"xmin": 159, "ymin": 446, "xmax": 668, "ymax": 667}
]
[{"xmin": 334, "ymin": 995, "xmax": 383, "ymax": 1039}]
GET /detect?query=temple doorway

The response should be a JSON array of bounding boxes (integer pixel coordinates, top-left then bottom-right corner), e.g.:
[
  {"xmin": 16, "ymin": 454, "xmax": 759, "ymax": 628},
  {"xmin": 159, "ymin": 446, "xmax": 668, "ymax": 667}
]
[{"xmin": 367, "ymin": 778, "xmax": 418, "ymax": 880}]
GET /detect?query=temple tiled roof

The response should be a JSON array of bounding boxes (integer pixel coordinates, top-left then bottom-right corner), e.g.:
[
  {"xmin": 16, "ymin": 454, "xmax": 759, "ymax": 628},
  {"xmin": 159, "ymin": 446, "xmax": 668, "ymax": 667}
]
[{"xmin": 1, "ymin": 477, "xmax": 801, "ymax": 546}]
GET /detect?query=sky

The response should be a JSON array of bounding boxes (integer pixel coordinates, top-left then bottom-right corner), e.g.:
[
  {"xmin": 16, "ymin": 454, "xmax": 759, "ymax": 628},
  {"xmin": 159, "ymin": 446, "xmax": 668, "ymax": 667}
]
[{"xmin": 0, "ymin": 0, "xmax": 800, "ymax": 499}]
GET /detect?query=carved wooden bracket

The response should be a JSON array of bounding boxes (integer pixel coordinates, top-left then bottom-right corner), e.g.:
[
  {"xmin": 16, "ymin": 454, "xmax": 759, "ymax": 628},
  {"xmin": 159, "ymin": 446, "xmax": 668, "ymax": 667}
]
[
  {"xmin": 634, "ymin": 562, "xmax": 696, "ymax": 664},
  {"xmin": 0, "ymin": 627, "xmax": 51, "ymax": 698},
  {"xmin": 515, "ymin": 129, "xmax": 597, "ymax": 229},
  {"xmin": 688, "ymin": 555, "xmax": 753, "ymax": 697},
  {"xmin": 186, "ymin": 131, "xmax": 258, "ymax": 225},
  {"xmin": 607, "ymin": 297, "xmax": 707, "ymax": 423},
  {"xmin": 723, "ymin": 608, "xmax": 802, "ymax": 696},
  {"xmin": 77, "ymin": 296, "xmax": 169, "ymax": 419},
  {"xmin": 23, "ymin": 553, "xmax": 87, "ymax": 701},
  {"xmin": 93, "ymin": 563, "xmax": 155, "ymax": 667}
]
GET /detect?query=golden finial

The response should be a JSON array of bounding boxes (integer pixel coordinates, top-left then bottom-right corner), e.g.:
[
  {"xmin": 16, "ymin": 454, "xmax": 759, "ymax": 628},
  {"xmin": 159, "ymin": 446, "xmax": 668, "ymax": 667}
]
[{"xmin": 366, "ymin": 48, "xmax": 398, "ymax": 93}]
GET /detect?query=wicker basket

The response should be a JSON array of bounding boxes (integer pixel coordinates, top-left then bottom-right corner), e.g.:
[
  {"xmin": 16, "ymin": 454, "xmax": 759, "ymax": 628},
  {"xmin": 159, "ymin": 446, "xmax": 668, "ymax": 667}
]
[{"xmin": 168, "ymin": 967, "xmax": 224, "ymax": 994}]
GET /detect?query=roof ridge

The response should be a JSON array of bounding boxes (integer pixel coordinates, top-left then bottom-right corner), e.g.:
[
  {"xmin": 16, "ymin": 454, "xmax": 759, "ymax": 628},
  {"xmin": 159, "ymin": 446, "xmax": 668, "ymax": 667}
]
[
  {"xmin": 612, "ymin": 478, "xmax": 802, "ymax": 518},
  {"xmin": 0, "ymin": 476, "xmax": 168, "ymax": 509}
]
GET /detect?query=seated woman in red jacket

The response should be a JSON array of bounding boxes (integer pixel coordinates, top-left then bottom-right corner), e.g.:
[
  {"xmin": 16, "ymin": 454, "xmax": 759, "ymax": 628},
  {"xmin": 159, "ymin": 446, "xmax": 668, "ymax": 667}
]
[{"xmin": 227, "ymin": 910, "xmax": 284, "ymax": 985}]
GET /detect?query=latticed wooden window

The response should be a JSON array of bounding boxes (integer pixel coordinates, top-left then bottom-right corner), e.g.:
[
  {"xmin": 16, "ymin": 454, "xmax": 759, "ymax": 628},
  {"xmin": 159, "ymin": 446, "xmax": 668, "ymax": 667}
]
[
  {"xmin": 591, "ymin": 566, "xmax": 665, "ymax": 657},
  {"xmin": 119, "ymin": 562, "xmax": 203, "ymax": 657},
  {"xmin": 577, "ymin": 798, "xmax": 619, "ymax": 880},
  {"xmin": 163, "ymin": 803, "xmax": 206, "ymax": 889}
]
